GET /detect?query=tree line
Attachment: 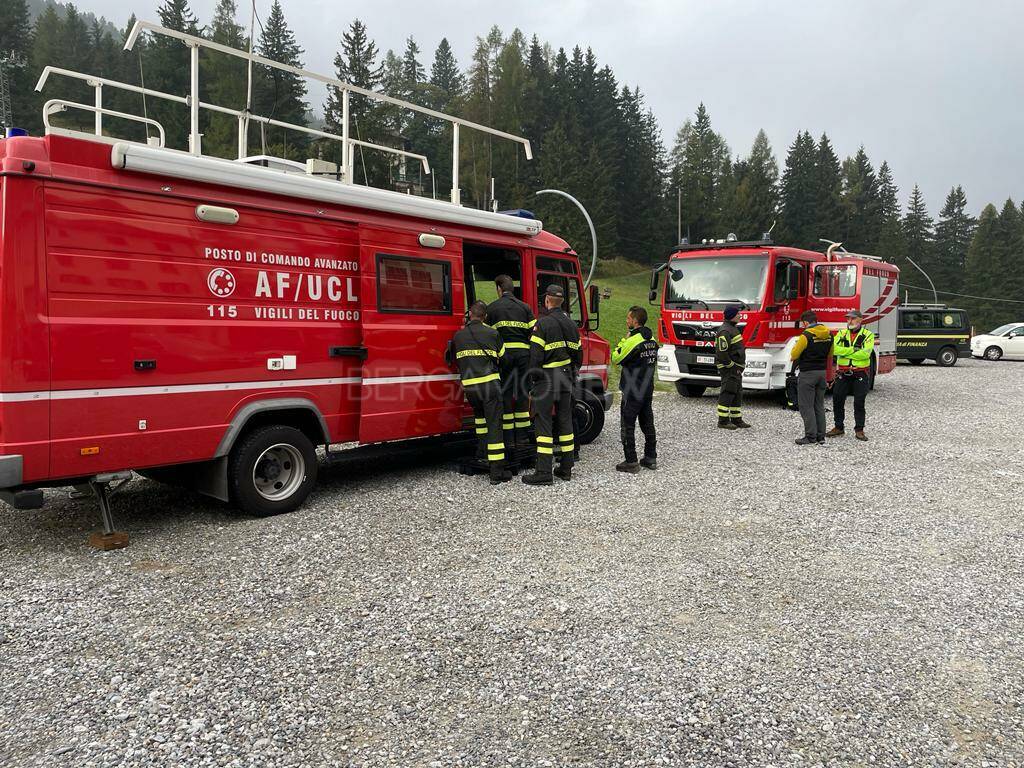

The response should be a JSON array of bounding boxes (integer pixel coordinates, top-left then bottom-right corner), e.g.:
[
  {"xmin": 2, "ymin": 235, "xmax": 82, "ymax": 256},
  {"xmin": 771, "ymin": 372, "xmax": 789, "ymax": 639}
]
[{"xmin": 2, "ymin": 0, "xmax": 1021, "ymax": 328}]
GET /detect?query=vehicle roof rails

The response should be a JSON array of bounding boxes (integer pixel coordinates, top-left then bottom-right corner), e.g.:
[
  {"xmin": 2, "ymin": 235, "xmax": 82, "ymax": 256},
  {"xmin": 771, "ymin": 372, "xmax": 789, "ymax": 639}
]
[{"xmin": 671, "ymin": 239, "xmax": 773, "ymax": 254}]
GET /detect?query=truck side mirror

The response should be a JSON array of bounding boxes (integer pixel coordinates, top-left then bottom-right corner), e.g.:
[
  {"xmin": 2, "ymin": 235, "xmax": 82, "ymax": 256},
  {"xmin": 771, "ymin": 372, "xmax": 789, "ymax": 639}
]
[
  {"xmin": 587, "ymin": 284, "xmax": 601, "ymax": 331},
  {"xmin": 649, "ymin": 266, "xmax": 662, "ymax": 292},
  {"xmin": 648, "ymin": 289, "xmax": 658, "ymax": 304}
]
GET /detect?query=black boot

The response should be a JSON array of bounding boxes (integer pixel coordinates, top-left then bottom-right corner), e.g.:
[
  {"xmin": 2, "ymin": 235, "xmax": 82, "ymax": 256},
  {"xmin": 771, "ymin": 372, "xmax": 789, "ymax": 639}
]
[
  {"xmin": 554, "ymin": 462, "xmax": 572, "ymax": 481},
  {"xmin": 718, "ymin": 418, "xmax": 737, "ymax": 430},
  {"xmin": 639, "ymin": 457, "xmax": 657, "ymax": 470},
  {"xmin": 489, "ymin": 462, "xmax": 513, "ymax": 485},
  {"xmin": 616, "ymin": 461, "xmax": 640, "ymax": 473},
  {"xmin": 731, "ymin": 419, "xmax": 752, "ymax": 429},
  {"xmin": 522, "ymin": 472, "xmax": 553, "ymax": 485}
]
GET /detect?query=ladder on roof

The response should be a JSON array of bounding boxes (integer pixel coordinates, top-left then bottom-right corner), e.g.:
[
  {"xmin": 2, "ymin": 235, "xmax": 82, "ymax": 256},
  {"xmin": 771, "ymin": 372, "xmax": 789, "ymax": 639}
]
[{"xmin": 34, "ymin": 19, "xmax": 533, "ymax": 207}]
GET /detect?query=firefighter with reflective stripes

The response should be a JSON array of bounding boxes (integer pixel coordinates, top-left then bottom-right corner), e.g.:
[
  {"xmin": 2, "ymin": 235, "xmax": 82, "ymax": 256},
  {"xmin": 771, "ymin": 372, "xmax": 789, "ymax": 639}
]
[
  {"xmin": 827, "ymin": 309, "xmax": 874, "ymax": 441},
  {"xmin": 486, "ymin": 274, "xmax": 536, "ymax": 451},
  {"xmin": 452, "ymin": 301, "xmax": 513, "ymax": 484},
  {"xmin": 522, "ymin": 284, "xmax": 582, "ymax": 485},
  {"xmin": 714, "ymin": 305, "xmax": 751, "ymax": 430}
]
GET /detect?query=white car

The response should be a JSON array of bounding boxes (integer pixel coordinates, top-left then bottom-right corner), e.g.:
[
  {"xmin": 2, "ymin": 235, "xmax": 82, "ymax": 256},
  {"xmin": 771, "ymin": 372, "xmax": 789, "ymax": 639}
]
[{"xmin": 971, "ymin": 322, "xmax": 1024, "ymax": 361}]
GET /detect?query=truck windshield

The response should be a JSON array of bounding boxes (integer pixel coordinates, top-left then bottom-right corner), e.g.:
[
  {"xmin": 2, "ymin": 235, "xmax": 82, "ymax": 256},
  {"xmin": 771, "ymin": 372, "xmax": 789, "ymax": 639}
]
[{"xmin": 666, "ymin": 256, "xmax": 769, "ymax": 307}]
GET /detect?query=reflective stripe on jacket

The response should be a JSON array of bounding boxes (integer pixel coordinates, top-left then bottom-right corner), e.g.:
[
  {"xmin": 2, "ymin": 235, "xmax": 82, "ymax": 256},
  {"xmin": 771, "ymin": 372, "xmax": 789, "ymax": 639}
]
[
  {"xmin": 486, "ymin": 293, "xmax": 535, "ymax": 350},
  {"xmin": 833, "ymin": 327, "xmax": 875, "ymax": 370},
  {"xmin": 529, "ymin": 309, "xmax": 582, "ymax": 371},
  {"xmin": 452, "ymin": 321, "xmax": 504, "ymax": 386},
  {"xmin": 714, "ymin": 321, "xmax": 745, "ymax": 370}
]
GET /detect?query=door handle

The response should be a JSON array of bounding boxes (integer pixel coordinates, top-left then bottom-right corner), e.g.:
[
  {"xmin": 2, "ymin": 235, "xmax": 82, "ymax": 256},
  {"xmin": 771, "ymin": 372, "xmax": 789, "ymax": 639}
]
[{"xmin": 329, "ymin": 346, "xmax": 368, "ymax": 360}]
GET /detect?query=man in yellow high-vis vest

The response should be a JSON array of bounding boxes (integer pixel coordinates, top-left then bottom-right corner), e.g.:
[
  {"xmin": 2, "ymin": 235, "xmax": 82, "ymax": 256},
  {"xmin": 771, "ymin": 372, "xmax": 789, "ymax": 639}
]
[{"xmin": 828, "ymin": 309, "xmax": 875, "ymax": 441}]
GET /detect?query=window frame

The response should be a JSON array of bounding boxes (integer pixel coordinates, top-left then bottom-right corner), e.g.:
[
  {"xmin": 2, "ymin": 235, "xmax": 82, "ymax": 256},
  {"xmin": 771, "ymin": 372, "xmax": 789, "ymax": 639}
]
[
  {"xmin": 536, "ymin": 268, "xmax": 585, "ymax": 328},
  {"xmin": 902, "ymin": 310, "xmax": 937, "ymax": 330},
  {"xmin": 375, "ymin": 252, "xmax": 453, "ymax": 315}
]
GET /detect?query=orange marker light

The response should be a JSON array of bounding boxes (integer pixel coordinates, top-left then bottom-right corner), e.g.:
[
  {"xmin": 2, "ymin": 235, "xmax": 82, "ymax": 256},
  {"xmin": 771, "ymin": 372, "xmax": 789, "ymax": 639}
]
[{"xmin": 80, "ymin": 447, "xmax": 100, "ymax": 456}]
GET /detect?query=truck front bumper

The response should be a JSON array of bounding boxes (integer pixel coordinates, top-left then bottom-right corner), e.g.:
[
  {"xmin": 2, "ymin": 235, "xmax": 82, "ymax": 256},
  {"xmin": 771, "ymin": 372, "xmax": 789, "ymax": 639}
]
[{"xmin": 656, "ymin": 345, "xmax": 788, "ymax": 391}]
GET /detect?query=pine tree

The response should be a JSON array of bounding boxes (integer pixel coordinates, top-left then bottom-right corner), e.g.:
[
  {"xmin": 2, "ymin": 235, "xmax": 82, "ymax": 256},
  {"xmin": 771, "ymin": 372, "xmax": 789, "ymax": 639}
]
[
  {"xmin": 901, "ymin": 184, "xmax": 934, "ymax": 303},
  {"xmin": 145, "ymin": 0, "xmax": 201, "ymax": 149},
  {"xmin": 875, "ymin": 161, "xmax": 905, "ymax": 266},
  {"xmin": 202, "ymin": 0, "xmax": 246, "ymax": 158},
  {"xmin": 964, "ymin": 204, "xmax": 1001, "ymax": 329},
  {"xmin": 670, "ymin": 103, "xmax": 730, "ymax": 243},
  {"xmin": 324, "ymin": 19, "xmax": 383, "ymax": 181},
  {"xmin": 729, "ymin": 130, "xmax": 779, "ymax": 240},
  {"xmin": 988, "ymin": 199, "xmax": 1024, "ymax": 325},
  {"xmin": 840, "ymin": 146, "xmax": 881, "ymax": 251},
  {"xmin": 429, "ymin": 38, "xmax": 465, "ymax": 109},
  {"xmin": 813, "ymin": 134, "xmax": 843, "ymax": 243},
  {"xmin": 1, "ymin": 0, "xmax": 34, "ymax": 130},
  {"xmin": 490, "ymin": 37, "xmax": 529, "ymax": 204},
  {"xmin": 778, "ymin": 131, "xmax": 818, "ymax": 249},
  {"xmin": 423, "ymin": 38, "xmax": 464, "ymax": 196},
  {"xmin": 250, "ymin": 0, "xmax": 308, "ymax": 159},
  {"xmin": 932, "ymin": 186, "xmax": 975, "ymax": 294}
]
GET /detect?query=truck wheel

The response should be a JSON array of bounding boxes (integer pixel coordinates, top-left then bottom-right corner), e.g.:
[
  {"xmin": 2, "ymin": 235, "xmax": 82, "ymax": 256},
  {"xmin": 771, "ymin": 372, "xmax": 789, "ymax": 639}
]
[
  {"xmin": 984, "ymin": 346, "xmax": 1003, "ymax": 361},
  {"xmin": 908, "ymin": 358, "xmax": 925, "ymax": 365},
  {"xmin": 675, "ymin": 381, "xmax": 707, "ymax": 398},
  {"xmin": 936, "ymin": 347, "xmax": 958, "ymax": 367},
  {"xmin": 574, "ymin": 389, "xmax": 605, "ymax": 446},
  {"xmin": 228, "ymin": 425, "xmax": 318, "ymax": 517}
]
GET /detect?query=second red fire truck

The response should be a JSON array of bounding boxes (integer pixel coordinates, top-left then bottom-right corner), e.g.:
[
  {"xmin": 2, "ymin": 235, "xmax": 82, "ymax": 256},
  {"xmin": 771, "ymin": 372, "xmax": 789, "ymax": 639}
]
[{"xmin": 650, "ymin": 237, "xmax": 900, "ymax": 397}]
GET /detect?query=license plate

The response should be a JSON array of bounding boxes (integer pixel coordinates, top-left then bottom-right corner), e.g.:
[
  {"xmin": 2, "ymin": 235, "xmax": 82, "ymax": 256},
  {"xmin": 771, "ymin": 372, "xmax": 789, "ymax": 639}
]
[{"xmin": 696, "ymin": 355, "xmax": 715, "ymax": 364}]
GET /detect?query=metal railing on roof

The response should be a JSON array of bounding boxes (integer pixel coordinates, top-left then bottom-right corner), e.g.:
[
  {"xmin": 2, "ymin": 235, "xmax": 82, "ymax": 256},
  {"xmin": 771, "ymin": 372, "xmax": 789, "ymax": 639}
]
[{"xmin": 34, "ymin": 20, "xmax": 533, "ymax": 206}]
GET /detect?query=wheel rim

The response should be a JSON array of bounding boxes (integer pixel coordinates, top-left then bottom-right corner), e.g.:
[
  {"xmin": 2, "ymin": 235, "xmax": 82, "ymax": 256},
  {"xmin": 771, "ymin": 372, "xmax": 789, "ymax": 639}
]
[
  {"xmin": 573, "ymin": 401, "xmax": 594, "ymax": 438},
  {"xmin": 253, "ymin": 443, "xmax": 305, "ymax": 501},
  {"xmin": 986, "ymin": 347, "xmax": 1001, "ymax": 360},
  {"xmin": 940, "ymin": 350, "xmax": 955, "ymax": 364}
]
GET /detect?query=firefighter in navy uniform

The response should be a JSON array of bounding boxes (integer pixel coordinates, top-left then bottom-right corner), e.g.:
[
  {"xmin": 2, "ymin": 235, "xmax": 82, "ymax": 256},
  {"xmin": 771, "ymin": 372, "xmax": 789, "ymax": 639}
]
[
  {"xmin": 714, "ymin": 305, "xmax": 751, "ymax": 429},
  {"xmin": 452, "ymin": 301, "xmax": 513, "ymax": 484},
  {"xmin": 486, "ymin": 274, "xmax": 536, "ymax": 451},
  {"xmin": 522, "ymin": 284, "xmax": 582, "ymax": 485},
  {"xmin": 612, "ymin": 305, "xmax": 659, "ymax": 473}
]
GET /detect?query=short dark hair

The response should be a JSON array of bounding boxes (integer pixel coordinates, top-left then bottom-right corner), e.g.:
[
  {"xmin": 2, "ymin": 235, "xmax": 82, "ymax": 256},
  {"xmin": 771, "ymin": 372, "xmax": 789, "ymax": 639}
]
[
  {"xmin": 469, "ymin": 300, "xmax": 488, "ymax": 320},
  {"xmin": 495, "ymin": 274, "xmax": 515, "ymax": 293},
  {"xmin": 628, "ymin": 305, "xmax": 648, "ymax": 325},
  {"xmin": 800, "ymin": 310, "xmax": 817, "ymax": 323}
]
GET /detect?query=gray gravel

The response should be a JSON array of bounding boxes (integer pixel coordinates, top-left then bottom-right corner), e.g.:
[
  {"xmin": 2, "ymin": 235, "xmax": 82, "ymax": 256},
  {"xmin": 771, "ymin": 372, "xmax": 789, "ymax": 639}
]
[{"xmin": 1, "ymin": 357, "xmax": 1022, "ymax": 767}]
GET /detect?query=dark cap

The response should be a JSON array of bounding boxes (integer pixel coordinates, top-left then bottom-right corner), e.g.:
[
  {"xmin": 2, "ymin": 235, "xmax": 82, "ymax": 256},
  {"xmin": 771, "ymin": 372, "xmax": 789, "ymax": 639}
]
[
  {"xmin": 723, "ymin": 305, "xmax": 740, "ymax": 321},
  {"xmin": 846, "ymin": 309, "xmax": 863, "ymax": 319},
  {"xmin": 544, "ymin": 283, "xmax": 565, "ymax": 298}
]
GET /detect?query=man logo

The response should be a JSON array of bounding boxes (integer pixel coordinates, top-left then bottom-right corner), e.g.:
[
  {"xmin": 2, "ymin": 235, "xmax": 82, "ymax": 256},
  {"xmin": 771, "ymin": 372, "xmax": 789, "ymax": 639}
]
[{"xmin": 208, "ymin": 267, "xmax": 236, "ymax": 298}]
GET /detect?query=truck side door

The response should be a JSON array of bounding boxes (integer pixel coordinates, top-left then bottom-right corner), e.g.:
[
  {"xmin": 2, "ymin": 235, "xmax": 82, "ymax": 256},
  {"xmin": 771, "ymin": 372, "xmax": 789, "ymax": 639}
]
[{"xmin": 357, "ymin": 227, "xmax": 464, "ymax": 443}]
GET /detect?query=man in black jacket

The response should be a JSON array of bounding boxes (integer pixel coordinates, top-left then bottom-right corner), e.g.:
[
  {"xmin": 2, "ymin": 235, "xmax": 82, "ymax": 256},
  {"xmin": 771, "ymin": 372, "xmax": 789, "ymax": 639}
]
[
  {"xmin": 451, "ymin": 302, "xmax": 513, "ymax": 484},
  {"xmin": 522, "ymin": 284, "xmax": 582, "ymax": 486},
  {"xmin": 486, "ymin": 275, "xmax": 535, "ymax": 450},
  {"xmin": 612, "ymin": 306, "xmax": 658, "ymax": 473}
]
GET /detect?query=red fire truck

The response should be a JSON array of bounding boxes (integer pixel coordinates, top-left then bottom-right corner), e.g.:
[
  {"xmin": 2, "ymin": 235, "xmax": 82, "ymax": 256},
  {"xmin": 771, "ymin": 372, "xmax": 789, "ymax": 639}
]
[
  {"xmin": 650, "ymin": 238, "xmax": 899, "ymax": 397},
  {"xmin": 0, "ymin": 21, "xmax": 610, "ymax": 538}
]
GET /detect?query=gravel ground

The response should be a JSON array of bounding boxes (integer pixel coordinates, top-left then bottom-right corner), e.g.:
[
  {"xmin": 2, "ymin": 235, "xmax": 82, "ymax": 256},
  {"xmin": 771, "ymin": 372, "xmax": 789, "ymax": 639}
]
[{"xmin": 1, "ymin": 357, "xmax": 1022, "ymax": 768}]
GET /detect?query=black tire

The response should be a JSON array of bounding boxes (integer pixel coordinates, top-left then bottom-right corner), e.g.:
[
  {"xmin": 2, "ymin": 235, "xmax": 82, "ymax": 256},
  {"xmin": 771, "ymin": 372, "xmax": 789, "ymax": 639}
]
[
  {"xmin": 908, "ymin": 358, "xmax": 925, "ymax": 366},
  {"xmin": 984, "ymin": 345, "xmax": 1003, "ymax": 361},
  {"xmin": 936, "ymin": 346, "xmax": 958, "ymax": 367},
  {"xmin": 675, "ymin": 381, "xmax": 707, "ymax": 398},
  {"xmin": 228, "ymin": 425, "xmax": 318, "ymax": 517},
  {"xmin": 574, "ymin": 389, "xmax": 606, "ymax": 446}
]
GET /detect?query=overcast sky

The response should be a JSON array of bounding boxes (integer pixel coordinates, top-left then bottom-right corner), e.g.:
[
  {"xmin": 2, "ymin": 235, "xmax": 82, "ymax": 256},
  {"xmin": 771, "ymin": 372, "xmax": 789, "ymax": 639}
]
[{"xmin": 88, "ymin": 0, "xmax": 1023, "ymax": 215}]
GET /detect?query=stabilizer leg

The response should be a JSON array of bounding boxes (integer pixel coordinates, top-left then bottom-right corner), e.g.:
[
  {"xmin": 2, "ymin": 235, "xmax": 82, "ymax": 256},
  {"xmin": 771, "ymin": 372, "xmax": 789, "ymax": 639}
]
[{"xmin": 87, "ymin": 473, "xmax": 131, "ymax": 550}]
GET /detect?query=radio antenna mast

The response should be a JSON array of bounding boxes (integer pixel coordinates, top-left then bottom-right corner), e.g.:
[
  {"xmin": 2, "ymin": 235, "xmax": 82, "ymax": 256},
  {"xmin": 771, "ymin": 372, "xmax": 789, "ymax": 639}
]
[{"xmin": 0, "ymin": 51, "xmax": 27, "ymax": 130}]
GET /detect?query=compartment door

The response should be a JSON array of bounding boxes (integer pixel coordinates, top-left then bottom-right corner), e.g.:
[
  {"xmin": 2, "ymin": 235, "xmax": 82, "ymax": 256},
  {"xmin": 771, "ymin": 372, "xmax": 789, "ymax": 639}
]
[{"xmin": 357, "ymin": 229, "xmax": 464, "ymax": 444}]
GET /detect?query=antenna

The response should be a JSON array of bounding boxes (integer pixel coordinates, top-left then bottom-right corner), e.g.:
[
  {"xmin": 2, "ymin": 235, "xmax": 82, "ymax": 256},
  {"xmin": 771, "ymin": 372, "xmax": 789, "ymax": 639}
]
[{"xmin": 0, "ymin": 51, "xmax": 27, "ymax": 130}]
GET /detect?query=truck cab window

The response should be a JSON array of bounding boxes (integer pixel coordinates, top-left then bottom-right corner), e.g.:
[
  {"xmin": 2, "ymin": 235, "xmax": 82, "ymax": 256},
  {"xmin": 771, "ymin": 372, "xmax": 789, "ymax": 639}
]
[
  {"xmin": 536, "ymin": 270, "xmax": 584, "ymax": 326},
  {"xmin": 813, "ymin": 264, "xmax": 857, "ymax": 297},
  {"xmin": 903, "ymin": 311, "xmax": 936, "ymax": 329}
]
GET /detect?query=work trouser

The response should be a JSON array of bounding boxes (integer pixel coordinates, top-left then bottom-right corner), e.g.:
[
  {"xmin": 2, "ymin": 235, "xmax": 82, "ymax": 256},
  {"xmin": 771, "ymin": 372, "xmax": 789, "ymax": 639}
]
[
  {"xmin": 500, "ymin": 349, "xmax": 532, "ymax": 449},
  {"xmin": 797, "ymin": 369, "xmax": 827, "ymax": 439},
  {"xmin": 465, "ymin": 381, "xmax": 506, "ymax": 479},
  {"xmin": 716, "ymin": 367, "xmax": 743, "ymax": 422},
  {"xmin": 530, "ymin": 367, "xmax": 575, "ymax": 477},
  {"xmin": 621, "ymin": 391, "xmax": 656, "ymax": 463},
  {"xmin": 832, "ymin": 370, "xmax": 869, "ymax": 431}
]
